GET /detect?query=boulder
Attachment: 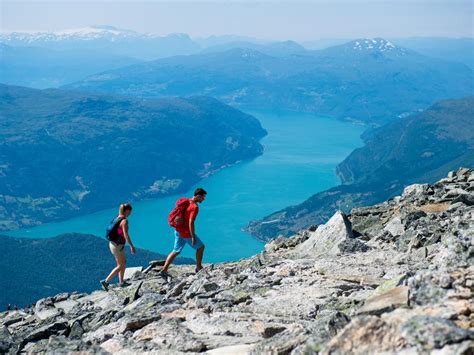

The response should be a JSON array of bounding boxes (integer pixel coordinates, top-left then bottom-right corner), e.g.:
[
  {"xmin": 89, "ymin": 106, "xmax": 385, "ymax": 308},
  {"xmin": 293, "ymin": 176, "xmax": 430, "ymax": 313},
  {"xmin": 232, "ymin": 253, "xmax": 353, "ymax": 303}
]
[
  {"xmin": 206, "ymin": 344, "xmax": 256, "ymax": 354},
  {"xmin": 23, "ymin": 319, "xmax": 69, "ymax": 343},
  {"xmin": 133, "ymin": 318, "xmax": 206, "ymax": 352},
  {"xmin": 402, "ymin": 184, "xmax": 429, "ymax": 199},
  {"xmin": 295, "ymin": 211, "xmax": 356, "ymax": 257},
  {"xmin": 356, "ymin": 286, "xmax": 409, "ymax": 316},
  {"xmin": 124, "ymin": 267, "xmax": 143, "ymax": 280},
  {"xmin": 0, "ymin": 326, "xmax": 13, "ymax": 353},
  {"xmin": 254, "ymin": 321, "xmax": 286, "ymax": 338},
  {"xmin": 384, "ymin": 216, "xmax": 405, "ymax": 237},
  {"xmin": 34, "ymin": 298, "xmax": 62, "ymax": 321},
  {"xmin": 54, "ymin": 299, "xmax": 78, "ymax": 314},
  {"xmin": 185, "ymin": 278, "xmax": 220, "ymax": 299},
  {"xmin": 322, "ymin": 316, "xmax": 406, "ymax": 354},
  {"xmin": 401, "ymin": 316, "xmax": 474, "ymax": 350}
]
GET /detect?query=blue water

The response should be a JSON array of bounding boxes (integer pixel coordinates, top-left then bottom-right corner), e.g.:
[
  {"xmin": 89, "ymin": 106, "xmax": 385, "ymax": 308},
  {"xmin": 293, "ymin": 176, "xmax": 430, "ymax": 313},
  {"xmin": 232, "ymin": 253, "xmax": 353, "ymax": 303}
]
[{"xmin": 5, "ymin": 111, "xmax": 364, "ymax": 262}]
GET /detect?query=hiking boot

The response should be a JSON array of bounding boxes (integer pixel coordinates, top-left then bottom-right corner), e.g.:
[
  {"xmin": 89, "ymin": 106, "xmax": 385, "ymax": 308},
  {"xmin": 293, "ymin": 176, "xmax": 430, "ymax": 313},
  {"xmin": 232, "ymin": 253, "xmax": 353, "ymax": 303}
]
[
  {"xmin": 119, "ymin": 282, "xmax": 130, "ymax": 288},
  {"xmin": 195, "ymin": 267, "xmax": 203, "ymax": 274},
  {"xmin": 100, "ymin": 280, "xmax": 109, "ymax": 292}
]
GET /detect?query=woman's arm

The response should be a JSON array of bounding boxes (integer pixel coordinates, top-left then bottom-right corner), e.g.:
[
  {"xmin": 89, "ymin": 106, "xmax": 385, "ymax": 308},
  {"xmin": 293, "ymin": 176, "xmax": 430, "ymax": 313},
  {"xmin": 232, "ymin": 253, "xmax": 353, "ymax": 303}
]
[{"xmin": 122, "ymin": 220, "xmax": 136, "ymax": 254}]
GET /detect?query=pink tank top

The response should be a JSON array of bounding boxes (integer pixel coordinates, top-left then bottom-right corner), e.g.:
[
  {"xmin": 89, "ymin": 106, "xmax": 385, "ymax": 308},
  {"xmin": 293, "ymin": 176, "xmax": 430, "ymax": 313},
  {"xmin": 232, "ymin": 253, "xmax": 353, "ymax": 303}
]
[{"xmin": 116, "ymin": 219, "xmax": 126, "ymax": 244}]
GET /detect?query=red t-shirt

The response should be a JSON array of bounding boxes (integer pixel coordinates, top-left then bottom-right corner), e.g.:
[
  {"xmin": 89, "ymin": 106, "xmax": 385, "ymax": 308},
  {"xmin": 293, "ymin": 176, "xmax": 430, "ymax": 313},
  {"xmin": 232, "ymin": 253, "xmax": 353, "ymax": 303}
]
[{"xmin": 175, "ymin": 201, "xmax": 199, "ymax": 238}]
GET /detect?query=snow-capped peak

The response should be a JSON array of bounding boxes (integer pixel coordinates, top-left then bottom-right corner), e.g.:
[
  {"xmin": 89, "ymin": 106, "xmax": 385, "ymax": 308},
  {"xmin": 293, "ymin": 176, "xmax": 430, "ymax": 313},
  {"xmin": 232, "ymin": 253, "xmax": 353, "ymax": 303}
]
[
  {"xmin": 0, "ymin": 27, "xmax": 198, "ymax": 45},
  {"xmin": 352, "ymin": 38, "xmax": 399, "ymax": 52},
  {"xmin": 0, "ymin": 25, "xmax": 146, "ymax": 43},
  {"xmin": 54, "ymin": 25, "xmax": 135, "ymax": 36}
]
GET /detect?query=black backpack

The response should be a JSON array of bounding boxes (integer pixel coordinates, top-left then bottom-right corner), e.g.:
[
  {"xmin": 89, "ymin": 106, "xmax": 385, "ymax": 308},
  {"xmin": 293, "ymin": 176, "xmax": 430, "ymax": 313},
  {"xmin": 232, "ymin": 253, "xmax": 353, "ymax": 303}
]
[{"xmin": 105, "ymin": 216, "xmax": 125, "ymax": 243}]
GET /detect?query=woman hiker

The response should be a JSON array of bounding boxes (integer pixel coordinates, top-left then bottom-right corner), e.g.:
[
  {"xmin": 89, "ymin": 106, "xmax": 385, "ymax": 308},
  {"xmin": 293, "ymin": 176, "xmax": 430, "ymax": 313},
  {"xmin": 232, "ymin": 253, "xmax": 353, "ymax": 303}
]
[{"xmin": 101, "ymin": 203, "xmax": 136, "ymax": 291}]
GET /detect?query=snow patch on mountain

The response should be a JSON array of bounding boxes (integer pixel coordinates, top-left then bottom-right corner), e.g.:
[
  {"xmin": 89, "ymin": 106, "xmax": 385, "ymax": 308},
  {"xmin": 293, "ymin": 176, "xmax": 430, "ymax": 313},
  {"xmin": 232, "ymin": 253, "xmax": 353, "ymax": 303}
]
[
  {"xmin": 353, "ymin": 38, "xmax": 400, "ymax": 52},
  {"xmin": 0, "ymin": 26, "xmax": 190, "ymax": 43}
]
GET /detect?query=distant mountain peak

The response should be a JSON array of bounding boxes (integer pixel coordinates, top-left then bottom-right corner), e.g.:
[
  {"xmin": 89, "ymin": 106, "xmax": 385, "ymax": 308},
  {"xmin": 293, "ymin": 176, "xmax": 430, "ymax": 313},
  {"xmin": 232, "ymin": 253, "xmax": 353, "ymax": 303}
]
[
  {"xmin": 0, "ymin": 25, "xmax": 139, "ymax": 42},
  {"xmin": 352, "ymin": 38, "xmax": 400, "ymax": 52},
  {"xmin": 55, "ymin": 25, "xmax": 137, "ymax": 37},
  {"xmin": 0, "ymin": 27, "xmax": 202, "ymax": 47}
]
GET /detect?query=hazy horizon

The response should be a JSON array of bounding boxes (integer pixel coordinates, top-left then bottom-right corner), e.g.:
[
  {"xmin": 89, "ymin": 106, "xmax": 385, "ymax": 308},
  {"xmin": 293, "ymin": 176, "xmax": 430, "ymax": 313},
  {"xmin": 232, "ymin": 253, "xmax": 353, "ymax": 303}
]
[{"xmin": 1, "ymin": 0, "xmax": 472, "ymax": 41}]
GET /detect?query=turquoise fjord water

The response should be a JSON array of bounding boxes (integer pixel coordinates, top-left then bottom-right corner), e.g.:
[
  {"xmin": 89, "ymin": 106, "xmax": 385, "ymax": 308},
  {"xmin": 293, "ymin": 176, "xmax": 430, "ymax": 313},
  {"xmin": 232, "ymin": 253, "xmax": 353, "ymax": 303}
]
[{"xmin": 5, "ymin": 111, "xmax": 364, "ymax": 262}]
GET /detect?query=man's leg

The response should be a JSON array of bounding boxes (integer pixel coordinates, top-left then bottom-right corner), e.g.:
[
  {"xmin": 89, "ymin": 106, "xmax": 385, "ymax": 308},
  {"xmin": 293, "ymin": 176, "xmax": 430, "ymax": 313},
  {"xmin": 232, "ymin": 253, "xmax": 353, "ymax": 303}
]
[
  {"xmin": 191, "ymin": 235, "xmax": 205, "ymax": 271},
  {"xmin": 162, "ymin": 251, "xmax": 180, "ymax": 273},
  {"xmin": 163, "ymin": 232, "xmax": 185, "ymax": 273},
  {"xmin": 196, "ymin": 245, "xmax": 205, "ymax": 271}
]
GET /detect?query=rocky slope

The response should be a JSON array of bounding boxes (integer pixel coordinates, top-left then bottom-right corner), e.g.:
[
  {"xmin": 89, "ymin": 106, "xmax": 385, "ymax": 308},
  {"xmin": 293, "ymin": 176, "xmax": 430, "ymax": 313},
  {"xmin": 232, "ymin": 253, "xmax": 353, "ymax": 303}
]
[
  {"xmin": 0, "ymin": 84, "xmax": 266, "ymax": 231},
  {"xmin": 2, "ymin": 168, "xmax": 473, "ymax": 354},
  {"xmin": 247, "ymin": 96, "xmax": 474, "ymax": 240}
]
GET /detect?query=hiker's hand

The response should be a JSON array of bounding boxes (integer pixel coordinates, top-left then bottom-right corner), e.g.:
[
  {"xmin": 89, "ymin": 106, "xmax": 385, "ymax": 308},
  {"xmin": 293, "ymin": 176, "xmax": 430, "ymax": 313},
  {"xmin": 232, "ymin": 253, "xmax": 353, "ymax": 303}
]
[
  {"xmin": 191, "ymin": 237, "xmax": 196, "ymax": 246},
  {"xmin": 130, "ymin": 245, "xmax": 136, "ymax": 255}
]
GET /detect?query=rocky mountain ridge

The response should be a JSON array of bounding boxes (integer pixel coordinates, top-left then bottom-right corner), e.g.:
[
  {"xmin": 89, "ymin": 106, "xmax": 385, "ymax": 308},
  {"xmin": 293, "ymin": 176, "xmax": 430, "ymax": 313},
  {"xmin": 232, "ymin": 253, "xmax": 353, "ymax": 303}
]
[{"xmin": 1, "ymin": 168, "xmax": 473, "ymax": 353}]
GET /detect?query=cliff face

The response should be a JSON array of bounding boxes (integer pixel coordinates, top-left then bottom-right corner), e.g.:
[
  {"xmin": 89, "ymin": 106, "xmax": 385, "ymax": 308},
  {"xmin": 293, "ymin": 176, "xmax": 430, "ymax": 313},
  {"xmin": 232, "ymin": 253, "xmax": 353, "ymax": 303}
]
[{"xmin": 1, "ymin": 168, "xmax": 473, "ymax": 354}]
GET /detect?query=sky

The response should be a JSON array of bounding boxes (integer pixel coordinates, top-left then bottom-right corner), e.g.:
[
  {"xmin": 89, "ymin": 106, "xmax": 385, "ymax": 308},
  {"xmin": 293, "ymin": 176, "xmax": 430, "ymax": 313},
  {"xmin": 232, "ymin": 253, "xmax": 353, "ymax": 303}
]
[{"xmin": 1, "ymin": 0, "xmax": 473, "ymax": 40}]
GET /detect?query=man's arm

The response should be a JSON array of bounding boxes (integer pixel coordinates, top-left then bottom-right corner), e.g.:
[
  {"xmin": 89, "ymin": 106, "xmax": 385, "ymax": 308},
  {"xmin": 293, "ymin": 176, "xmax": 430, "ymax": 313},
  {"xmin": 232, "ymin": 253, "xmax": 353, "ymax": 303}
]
[
  {"xmin": 189, "ymin": 206, "xmax": 198, "ymax": 245},
  {"xmin": 189, "ymin": 220, "xmax": 196, "ymax": 245}
]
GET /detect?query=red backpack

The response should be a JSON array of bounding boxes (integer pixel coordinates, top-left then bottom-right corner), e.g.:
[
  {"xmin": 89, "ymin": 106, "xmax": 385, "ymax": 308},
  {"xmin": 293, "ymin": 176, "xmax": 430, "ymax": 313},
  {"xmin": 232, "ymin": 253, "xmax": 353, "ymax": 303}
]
[{"xmin": 168, "ymin": 198, "xmax": 190, "ymax": 228}]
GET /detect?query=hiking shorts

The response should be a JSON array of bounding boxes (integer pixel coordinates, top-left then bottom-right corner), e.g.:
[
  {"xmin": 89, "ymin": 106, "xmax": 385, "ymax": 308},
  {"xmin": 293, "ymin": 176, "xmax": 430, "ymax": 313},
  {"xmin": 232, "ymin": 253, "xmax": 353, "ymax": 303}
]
[
  {"xmin": 172, "ymin": 231, "xmax": 204, "ymax": 253},
  {"xmin": 109, "ymin": 241, "xmax": 125, "ymax": 258}
]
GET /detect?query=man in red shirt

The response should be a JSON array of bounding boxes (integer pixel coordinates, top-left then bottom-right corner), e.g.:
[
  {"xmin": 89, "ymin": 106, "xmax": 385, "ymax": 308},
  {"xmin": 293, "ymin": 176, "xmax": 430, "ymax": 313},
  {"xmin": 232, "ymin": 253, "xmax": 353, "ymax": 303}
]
[{"xmin": 162, "ymin": 188, "xmax": 207, "ymax": 277}]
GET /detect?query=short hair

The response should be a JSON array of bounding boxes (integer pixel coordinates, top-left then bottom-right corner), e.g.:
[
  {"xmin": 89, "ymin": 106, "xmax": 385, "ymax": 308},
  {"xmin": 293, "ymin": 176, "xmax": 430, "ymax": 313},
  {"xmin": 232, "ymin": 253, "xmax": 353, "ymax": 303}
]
[{"xmin": 194, "ymin": 188, "xmax": 207, "ymax": 196}]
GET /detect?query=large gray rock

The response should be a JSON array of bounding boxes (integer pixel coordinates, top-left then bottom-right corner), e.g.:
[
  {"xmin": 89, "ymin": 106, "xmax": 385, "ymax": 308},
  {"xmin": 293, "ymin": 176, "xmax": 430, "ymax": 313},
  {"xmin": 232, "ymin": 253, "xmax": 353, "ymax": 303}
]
[
  {"xmin": 34, "ymin": 298, "xmax": 62, "ymax": 321},
  {"xmin": 401, "ymin": 316, "xmax": 474, "ymax": 350},
  {"xmin": 295, "ymin": 211, "xmax": 358, "ymax": 257},
  {"xmin": 23, "ymin": 319, "xmax": 69, "ymax": 343},
  {"xmin": 123, "ymin": 267, "xmax": 143, "ymax": 280},
  {"xmin": 356, "ymin": 286, "xmax": 409, "ymax": 316}
]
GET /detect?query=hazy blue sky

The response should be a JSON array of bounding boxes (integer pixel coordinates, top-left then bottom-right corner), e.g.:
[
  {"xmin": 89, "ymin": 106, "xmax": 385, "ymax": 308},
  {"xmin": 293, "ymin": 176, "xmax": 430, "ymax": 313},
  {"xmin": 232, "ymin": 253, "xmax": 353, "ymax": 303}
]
[{"xmin": 1, "ymin": 0, "xmax": 472, "ymax": 40}]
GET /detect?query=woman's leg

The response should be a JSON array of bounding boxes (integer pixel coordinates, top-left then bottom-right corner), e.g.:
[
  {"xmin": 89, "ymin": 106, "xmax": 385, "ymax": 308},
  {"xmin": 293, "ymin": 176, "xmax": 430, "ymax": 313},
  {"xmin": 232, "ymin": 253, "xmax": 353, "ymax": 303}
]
[
  {"xmin": 105, "ymin": 257, "xmax": 121, "ymax": 284},
  {"xmin": 118, "ymin": 252, "xmax": 126, "ymax": 284}
]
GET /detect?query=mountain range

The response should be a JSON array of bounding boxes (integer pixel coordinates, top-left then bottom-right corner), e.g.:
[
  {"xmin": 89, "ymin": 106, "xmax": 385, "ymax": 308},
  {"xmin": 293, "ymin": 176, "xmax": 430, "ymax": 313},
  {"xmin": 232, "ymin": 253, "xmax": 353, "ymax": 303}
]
[
  {"xmin": 2, "ymin": 26, "xmax": 472, "ymax": 66},
  {"xmin": 0, "ymin": 84, "xmax": 266, "ymax": 231},
  {"xmin": 247, "ymin": 96, "xmax": 474, "ymax": 240},
  {"xmin": 65, "ymin": 38, "xmax": 473, "ymax": 125},
  {"xmin": 1, "ymin": 27, "xmax": 472, "ymax": 90},
  {"xmin": 0, "ymin": 26, "xmax": 201, "ymax": 60}
]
